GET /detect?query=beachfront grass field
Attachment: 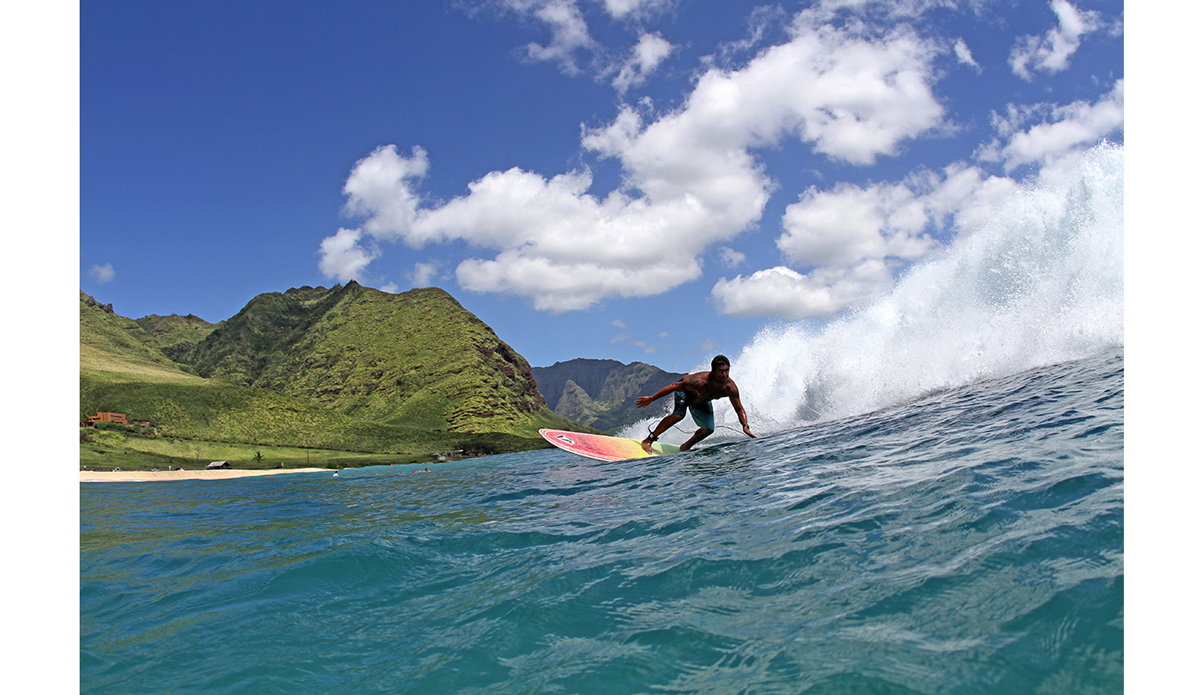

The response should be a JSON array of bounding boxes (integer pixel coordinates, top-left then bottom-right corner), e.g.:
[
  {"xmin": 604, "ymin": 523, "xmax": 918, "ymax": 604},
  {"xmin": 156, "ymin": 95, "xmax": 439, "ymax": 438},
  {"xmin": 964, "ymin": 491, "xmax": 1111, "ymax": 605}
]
[{"xmin": 79, "ymin": 429, "xmax": 484, "ymax": 470}]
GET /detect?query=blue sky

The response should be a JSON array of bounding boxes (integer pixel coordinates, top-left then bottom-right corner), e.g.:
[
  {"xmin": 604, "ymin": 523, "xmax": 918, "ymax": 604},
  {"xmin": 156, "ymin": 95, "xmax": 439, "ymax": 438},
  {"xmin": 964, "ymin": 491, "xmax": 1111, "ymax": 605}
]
[{"xmin": 78, "ymin": 0, "xmax": 1124, "ymax": 370}]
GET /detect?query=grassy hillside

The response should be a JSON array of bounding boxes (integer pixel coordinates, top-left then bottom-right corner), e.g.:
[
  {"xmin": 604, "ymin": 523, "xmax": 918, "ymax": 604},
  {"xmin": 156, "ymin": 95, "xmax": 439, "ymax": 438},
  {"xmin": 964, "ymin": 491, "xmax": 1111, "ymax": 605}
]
[
  {"xmin": 183, "ymin": 285, "xmax": 340, "ymax": 384},
  {"xmin": 80, "ymin": 285, "xmax": 587, "ymax": 464},
  {"xmin": 134, "ymin": 312, "xmax": 220, "ymax": 361},
  {"xmin": 182, "ymin": 282, "xmax": 576, "ymax": 435},
  {"xmin": 80, "ymin": 291, "xmax": 203, "ymax": 383},
  {"xmin": 532, "ymin": 359, "xmax": 685, "ymax": 432}
]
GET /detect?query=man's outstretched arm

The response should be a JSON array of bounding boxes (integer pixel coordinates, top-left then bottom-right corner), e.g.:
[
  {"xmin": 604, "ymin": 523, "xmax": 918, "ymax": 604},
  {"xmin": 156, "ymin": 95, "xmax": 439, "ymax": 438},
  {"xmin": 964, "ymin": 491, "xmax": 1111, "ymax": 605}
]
[{"xmin": 636, "ymin": 381, "xmax": 682, "ymax": 409}]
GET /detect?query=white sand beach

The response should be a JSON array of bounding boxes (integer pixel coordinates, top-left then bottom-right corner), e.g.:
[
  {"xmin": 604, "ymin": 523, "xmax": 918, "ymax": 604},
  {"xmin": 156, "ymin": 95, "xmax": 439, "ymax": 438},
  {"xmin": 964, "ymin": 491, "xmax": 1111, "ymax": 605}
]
[{"xmin": 80, "ymin": 468, "xmax": 328, "ymax": 483}]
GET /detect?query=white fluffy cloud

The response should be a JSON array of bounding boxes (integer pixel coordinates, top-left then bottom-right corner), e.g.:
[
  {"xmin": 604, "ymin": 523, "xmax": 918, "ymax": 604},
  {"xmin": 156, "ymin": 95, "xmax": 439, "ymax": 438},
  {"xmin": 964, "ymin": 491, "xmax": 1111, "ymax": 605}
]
[
  {"xmin": 601, "ymin": 0, "xmax": 674, "ymax": 20},
  {"xmin": 954, "ymin": 38, "xmax": 980, "ymax": 71},
  {"xmin": 1010, "ymin": 0, "xmax": 1100, "ymax": 80},
  {"xmin": 496, "ymin": 0, "xmax": 674, "ymax": 78},
  {"xmin": 341, "ymin": 145, "xmax": 429, "ymax": 242},
  {"xmin": 320, "ymin": 9, "xmax": 949, "ymax": 311},
  {"xmin": 318, "ymin": 227, "xmax": 379, "ymax": 283},
  {"xmin": 777, "ymin": 182, "xmax": 933, "ymax": 268},
  {"xmin": 714, "ymin": 161, "xmax": 1020, "ymax": 318},
  {"xmin": 508, "ymin": 0, "xmax": 597, "ymax": 75},
  {"xmin": 409, "ymin": 262, "xmax": 439, "ymax": 287},
  {"xmin": 316, "ymin": 145, "xmax": 428, "ymax": 282},
  {"xmin": 88, "ymin": 263, "xmax": 116, "ymax": 284},
  {"xmin": 977, "ymin": 80, "xmax": 1123, "ymax": 171},
  {"xmin": 712, "ymin": 263, "xmax": 896, "ymax": 319},
  {"xmin": 629, "ymin": 12, "xmax": 943, "ymax": 167},
  {"xmin": 713, "ymin": 76, "xmax": 1123, "ymax": 321},
  {"xmin": 612, "ymin": 32, "xmax": 674, "ymax": 93},
  {"xmin": 719, "ymin": 247, "xmax": 746, "ymax": 268}
]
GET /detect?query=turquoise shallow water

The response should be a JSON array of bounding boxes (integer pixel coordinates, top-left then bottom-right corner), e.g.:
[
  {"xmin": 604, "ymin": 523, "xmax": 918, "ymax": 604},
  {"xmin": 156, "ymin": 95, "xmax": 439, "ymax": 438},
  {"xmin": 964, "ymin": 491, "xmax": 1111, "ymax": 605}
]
[{"xmin": 80, "ymin": 349, "xmax": 1122, "ymax": 694}]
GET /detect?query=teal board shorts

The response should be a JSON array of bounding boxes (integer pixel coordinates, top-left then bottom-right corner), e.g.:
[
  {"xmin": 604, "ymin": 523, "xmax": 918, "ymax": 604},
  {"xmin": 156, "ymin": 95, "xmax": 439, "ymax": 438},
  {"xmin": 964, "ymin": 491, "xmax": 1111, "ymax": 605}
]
[{"xmin": 673, "ymin": 391, "xmax": 715, "ymax": 431}]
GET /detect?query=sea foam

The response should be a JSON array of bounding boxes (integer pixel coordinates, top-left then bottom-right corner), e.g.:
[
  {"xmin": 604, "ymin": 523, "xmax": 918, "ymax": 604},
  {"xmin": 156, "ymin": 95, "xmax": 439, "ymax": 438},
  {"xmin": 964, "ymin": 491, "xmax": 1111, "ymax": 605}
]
[{"xmin": 705, "ymin": 143, "xmax": 1124, "ymax": 435}]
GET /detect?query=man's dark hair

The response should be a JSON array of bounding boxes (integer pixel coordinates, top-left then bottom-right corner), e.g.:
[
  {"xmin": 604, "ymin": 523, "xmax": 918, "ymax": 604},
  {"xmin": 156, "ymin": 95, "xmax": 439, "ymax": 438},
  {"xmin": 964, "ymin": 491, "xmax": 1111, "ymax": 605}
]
[{"xmin": 711, "ymin": 354, "xmax": 730, "ymax": 370}]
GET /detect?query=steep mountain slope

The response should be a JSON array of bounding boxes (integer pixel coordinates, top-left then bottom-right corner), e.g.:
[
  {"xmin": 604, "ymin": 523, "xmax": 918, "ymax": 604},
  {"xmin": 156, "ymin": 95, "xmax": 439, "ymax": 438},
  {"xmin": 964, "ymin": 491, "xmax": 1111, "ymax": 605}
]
[
  {"xmin": 80, "ymin": 284, "xmax": 588, "ymax": 453},
  {"xmin": 182, "ymin": 284, "xmax": 341, "ymax": 384},
  {"xmin": 132, "ymin": 282, "xmax": 577, "ymax": 437},
  {"xmin": 81, "ymin": 291, "xmax": 397, "ymax": 450},
  {"xmin": 80, "ymin": 291, "xmax": 201, "ymax": 383},
  {"xmin": 133, "ymin": 312, "xmax": 220, "ymax": 362},
  {"xmin": 532, "ymin": 359, "xmax": 686, "ymax": 432},
  {"xmin": 248, "ymin": 284, "xmax": 556, "ymax": 434}
]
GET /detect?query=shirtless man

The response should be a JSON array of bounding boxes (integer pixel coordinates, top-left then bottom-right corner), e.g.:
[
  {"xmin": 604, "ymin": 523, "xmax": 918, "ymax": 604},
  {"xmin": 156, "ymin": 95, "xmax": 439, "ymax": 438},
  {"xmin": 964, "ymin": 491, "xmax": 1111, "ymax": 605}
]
[{"xmin": 636, "ymin": 355, "xmax": 756, "ymax": 453}]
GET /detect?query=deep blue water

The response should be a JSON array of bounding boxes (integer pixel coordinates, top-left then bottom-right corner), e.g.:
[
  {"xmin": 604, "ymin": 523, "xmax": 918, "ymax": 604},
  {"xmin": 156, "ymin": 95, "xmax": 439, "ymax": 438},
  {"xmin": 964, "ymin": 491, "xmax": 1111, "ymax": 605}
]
[{"xmin": 80, "ymin": 348, "xmax": 1122, "ymax": 694}]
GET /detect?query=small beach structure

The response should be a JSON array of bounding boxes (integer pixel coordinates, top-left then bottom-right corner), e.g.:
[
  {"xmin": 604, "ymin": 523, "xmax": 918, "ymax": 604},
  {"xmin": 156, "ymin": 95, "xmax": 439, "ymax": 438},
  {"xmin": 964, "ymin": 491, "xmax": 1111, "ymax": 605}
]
[
  {"xmin": 82, "ymin": 412, "xmax": 151, "ymax": 428},
  {"xmin": 85, "ymin": 412, "xmax": 129, "ymax": 426},
  {"xmin": 207, "ymin": 461, "xmax": 231, "ymax": 469}
]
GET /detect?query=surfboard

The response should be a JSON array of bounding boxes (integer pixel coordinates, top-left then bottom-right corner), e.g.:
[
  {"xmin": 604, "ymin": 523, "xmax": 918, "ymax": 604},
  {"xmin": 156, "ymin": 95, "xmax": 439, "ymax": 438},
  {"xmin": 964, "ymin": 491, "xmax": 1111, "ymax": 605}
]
[{"xmin": 539, "ymin": 428, "xmax": 681, "ymax": 462}]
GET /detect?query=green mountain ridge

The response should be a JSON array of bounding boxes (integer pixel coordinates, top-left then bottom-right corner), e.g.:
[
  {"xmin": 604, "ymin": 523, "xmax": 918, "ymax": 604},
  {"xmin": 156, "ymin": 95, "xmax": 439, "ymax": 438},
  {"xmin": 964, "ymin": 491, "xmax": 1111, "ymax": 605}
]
[
  {"xmin": 532, "ymin": 358, "xmax": 686, "ymax": 433},
  {"xmin": 79, "ymin": 284, "xmax": 588, "ymax": 460},
  {"xmin": 134, "ymin": 311, "xmax": 221, "ymax": 361},
  {"xmin": 187, "ymin": 282, "xmax": 554, "ymax": 434},
  {"xmin": 80, "ymin": 290, "xmax": 204, "ymax": 382}
]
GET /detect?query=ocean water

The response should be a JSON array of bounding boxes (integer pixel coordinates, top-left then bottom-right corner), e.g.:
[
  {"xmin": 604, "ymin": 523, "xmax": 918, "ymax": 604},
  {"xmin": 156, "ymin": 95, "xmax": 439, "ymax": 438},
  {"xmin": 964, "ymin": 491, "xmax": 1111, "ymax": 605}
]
[
  {"xmin": 80, "ymin": 144, "xmax": 1122, "ymax": 693},
  {"xmin": 80, "ymin": 350, "xmax": 1123, "ymax": 694}
]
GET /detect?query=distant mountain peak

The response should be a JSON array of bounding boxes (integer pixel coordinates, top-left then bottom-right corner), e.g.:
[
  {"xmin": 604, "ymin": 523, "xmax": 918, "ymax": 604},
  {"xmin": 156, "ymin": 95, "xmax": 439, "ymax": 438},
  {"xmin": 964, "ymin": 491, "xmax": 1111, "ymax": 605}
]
[{"xmin": 532, "ymin": 358, "xmax": 685, "ymax": 433}]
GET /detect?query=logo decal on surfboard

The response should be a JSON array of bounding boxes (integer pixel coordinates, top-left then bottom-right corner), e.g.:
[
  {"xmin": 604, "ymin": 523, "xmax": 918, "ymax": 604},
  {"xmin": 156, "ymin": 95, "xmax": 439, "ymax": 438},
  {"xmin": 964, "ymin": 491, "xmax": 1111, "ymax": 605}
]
[{"xmin": 554, "ymin": 434, "xmax": 576, "ymax": 445}]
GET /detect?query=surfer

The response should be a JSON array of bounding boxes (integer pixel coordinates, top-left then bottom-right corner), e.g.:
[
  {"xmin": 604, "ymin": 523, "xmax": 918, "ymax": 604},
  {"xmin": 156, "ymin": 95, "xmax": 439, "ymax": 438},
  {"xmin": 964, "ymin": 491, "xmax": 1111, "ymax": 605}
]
[{"xmin": 636, "ymin": 355, "xmax": 755, "ymax": 453}]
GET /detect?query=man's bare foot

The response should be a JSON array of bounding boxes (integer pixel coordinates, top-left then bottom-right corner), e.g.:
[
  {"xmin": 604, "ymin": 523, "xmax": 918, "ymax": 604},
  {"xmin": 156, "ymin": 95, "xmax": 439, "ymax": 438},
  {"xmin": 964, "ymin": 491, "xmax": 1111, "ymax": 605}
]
[{"xmin": 641, "ymin": 438, "xmax": 654, "ymax": 453}]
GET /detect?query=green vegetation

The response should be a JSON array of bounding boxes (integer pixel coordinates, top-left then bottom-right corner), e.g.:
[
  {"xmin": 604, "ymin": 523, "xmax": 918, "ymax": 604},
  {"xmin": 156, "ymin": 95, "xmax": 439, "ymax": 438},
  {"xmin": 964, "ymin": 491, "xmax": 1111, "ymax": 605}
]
[
  {"xmin": 532, "ymin": 358, "xmax": 686, "ymax": 432},
  {"xmin": 181, "ymin": 282, "xmax": 573, "ymax": 435},
  {"xmin": 133, "ymin": 312, "xmax": 220, "ymax": 362},
  {"xmin": 79, "ymin": 429, "xmax": 532, "ymax": 470},
  {"xmin": 80, "ymin": 291, "xmax": 202, "ymax": 381},
  {"xmin": 80, "ymin": 284, "xmax": 591, "ymax": 469}
]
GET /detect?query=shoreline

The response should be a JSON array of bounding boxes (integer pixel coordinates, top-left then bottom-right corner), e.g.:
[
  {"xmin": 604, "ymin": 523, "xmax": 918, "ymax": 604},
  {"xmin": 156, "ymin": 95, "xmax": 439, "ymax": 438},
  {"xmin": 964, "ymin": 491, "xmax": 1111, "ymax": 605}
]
[{"xmin": 80, "ymin": 468, "xmax": 329, "ymax": 483}]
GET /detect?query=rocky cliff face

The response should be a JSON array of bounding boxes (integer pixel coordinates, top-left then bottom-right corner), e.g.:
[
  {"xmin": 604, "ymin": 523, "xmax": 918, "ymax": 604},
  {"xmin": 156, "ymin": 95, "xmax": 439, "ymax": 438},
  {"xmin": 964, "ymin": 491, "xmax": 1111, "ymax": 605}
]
[
  {"xmin": 80, "ymin": 290, "xmax": 115, "ymax": 314},
  {"xmin": 532, "ymin": 359, "xmax": 686, "ymax": 433}
]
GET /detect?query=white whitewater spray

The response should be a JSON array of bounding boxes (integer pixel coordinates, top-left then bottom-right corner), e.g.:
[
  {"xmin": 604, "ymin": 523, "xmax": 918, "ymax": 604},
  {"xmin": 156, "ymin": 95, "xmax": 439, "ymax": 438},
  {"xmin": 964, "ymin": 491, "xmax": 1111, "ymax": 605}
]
[
  {"xmin": 624, "ymin": 143, "xmax": 1123, "ymax": 442},
  {"xmin": 734, "ymin": 142, "xmax": 1124, "ymax": 433}
]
